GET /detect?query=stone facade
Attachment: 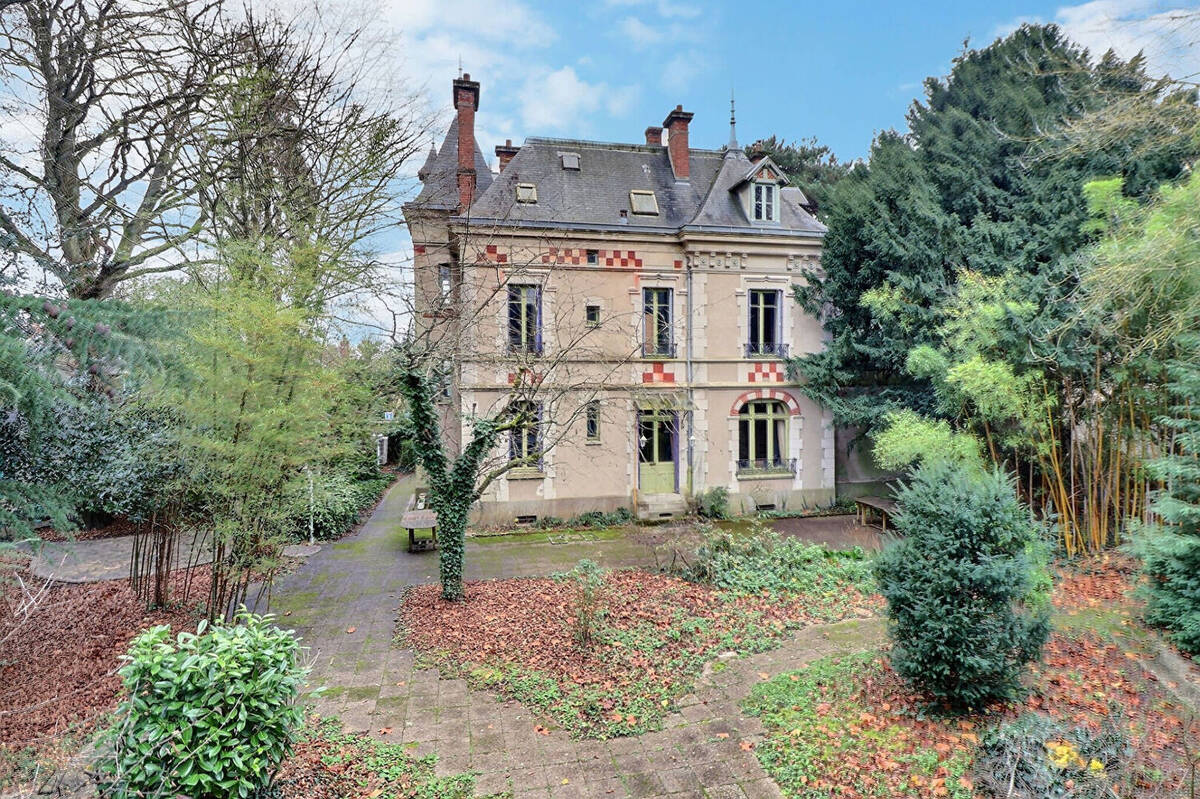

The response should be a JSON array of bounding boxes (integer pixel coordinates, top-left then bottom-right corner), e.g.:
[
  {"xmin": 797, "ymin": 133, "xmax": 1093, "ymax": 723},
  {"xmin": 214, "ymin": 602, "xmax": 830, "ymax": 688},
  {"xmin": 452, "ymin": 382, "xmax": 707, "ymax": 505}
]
[{"xmin": 404, "ymin": 74, "xmax": 836, "ymax": 525}]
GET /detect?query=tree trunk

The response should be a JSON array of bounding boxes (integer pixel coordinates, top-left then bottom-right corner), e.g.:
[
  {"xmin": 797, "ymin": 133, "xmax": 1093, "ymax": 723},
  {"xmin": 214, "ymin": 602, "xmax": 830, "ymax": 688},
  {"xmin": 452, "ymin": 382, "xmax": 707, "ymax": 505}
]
[{"xmin": 432, "ymin": 499, "xmax": 467, "ymax": 601}]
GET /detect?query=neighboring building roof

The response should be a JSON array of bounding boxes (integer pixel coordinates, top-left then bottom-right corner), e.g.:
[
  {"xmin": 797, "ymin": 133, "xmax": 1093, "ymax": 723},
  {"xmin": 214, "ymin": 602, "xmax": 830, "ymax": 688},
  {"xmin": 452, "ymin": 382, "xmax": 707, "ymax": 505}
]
[
  {"xmin": 411, "ymin": 117, "xmax": 494, "ymax": 211},
  {"xmin": 413, "ymin": 132, "xmax": 826, "ymax": 236}
]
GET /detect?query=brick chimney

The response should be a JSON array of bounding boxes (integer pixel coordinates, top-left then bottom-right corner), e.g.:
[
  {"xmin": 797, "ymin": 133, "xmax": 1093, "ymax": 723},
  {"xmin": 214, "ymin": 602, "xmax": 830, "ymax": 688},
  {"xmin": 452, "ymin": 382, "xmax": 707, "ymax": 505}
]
[
  {"xmin": 663, "ymin": 105, "xmax": 693, "ymax": 180},
  {"xmin": 495, "ymin": 139, "xmax": 519, "ymax": 171},
  {"xmin": 453, "ymin": 73, "xmax": 480, "ymax": 212},
  {"xmin": 644, "ymin": 126, "xmax": 663, "ymax": 146}
]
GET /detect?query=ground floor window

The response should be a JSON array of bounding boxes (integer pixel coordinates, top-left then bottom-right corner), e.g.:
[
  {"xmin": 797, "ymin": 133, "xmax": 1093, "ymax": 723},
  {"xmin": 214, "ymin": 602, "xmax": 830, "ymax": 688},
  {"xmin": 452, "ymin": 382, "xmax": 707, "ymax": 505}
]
[
  {"xmin": 738, "ymin": 400, "xmax": 791, "ymax": 473},
  {"xmin": 509, "ymin": 401, "xmax": 542, "ymax": 468}
]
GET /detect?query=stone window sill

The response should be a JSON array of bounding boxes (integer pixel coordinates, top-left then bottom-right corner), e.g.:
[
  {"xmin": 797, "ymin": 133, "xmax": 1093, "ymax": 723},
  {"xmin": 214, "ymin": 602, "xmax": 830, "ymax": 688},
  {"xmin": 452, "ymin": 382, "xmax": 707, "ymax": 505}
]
[{"xmin": 507, "ymin": 467, "xmax": 545, "ymax": 480}]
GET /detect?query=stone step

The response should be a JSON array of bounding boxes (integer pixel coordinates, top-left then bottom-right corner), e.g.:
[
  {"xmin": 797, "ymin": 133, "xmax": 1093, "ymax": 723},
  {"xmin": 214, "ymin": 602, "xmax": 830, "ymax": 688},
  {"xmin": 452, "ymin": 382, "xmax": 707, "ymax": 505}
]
[{"xmin": 636, "ymin": 493, "xmax": 689, "ymax": 521}]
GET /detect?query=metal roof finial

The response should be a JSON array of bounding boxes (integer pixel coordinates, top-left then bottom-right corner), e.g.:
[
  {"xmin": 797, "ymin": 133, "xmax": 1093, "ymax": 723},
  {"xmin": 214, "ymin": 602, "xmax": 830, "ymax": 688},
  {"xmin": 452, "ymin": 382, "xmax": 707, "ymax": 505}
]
[{"xmin": 728, "ymin": 88, "xmax": 738, "ymax": 150}]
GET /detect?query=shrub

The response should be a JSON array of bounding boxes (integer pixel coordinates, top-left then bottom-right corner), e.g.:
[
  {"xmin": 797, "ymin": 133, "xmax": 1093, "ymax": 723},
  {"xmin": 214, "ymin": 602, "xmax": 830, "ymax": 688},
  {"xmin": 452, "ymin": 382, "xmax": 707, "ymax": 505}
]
[
  {"xmin": 99, "ymin": 611, "xmax": 307, "ymax": 798},
  {"xmin": 874, "ymin": 462, "xmax": 1049, "ymax": 708},
  {"xmin": 682, "ymin": 523, "xmax": 873, "ymax": 597},
  {"xmin": 695, "ymin": 486, "xmax": 730, "ymax": 520},
  {"xmin": 975, "ymin": 712, "xmax": 1131, "ymax": 798},
  {"xmin": 553, "ymin": 559, "xmax": 607, "ymax": 647},
  {"xmin": 1132, "ymin": 338, "xmax": 1200, "ymax": 652},
  {"xmin": 282, "ymin": 470, "xmax": 389, "ymax": 541}
]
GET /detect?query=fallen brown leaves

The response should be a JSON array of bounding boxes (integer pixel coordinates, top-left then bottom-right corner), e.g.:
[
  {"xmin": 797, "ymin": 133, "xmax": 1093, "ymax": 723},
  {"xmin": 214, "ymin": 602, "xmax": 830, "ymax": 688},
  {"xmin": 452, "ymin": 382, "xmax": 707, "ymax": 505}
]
[
  {"xmin": 0, "ymin": 563, "xmax": 209, "ymax": 759},
  {"xmin": 401, "ymin": 570, "xmax": 874, "ymax": 695},
  {"xmin": 1053, "ymin": 554, "xmax": 1138, "ymax": 610}
]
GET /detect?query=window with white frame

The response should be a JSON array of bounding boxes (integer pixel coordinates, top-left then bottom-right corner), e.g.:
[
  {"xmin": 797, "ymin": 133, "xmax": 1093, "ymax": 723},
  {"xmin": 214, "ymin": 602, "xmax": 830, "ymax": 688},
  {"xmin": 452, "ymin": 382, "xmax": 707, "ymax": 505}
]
[
  {"xmin": 753, "ymin": 183, "xmax": 776, "ymax": 222},
  {"xmin": 509, "ymin": 401, "xmax": 542, "ymax": 468},
  {"xmin": 737, "ymin": 400, "xmax": 792, "ymax": 474}
]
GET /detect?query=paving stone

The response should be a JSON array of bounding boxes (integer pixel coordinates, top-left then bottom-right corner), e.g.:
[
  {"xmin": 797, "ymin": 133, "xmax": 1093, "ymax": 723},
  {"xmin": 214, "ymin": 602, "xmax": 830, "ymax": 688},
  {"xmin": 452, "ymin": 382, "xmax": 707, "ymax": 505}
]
[{"xmin": 252, "ymin": 476, "xmax": 888, "ymax": 799}]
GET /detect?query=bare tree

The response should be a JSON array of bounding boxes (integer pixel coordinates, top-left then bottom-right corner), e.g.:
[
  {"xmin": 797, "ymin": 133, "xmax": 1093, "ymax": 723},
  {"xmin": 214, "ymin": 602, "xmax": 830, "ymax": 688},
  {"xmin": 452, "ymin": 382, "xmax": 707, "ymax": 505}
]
[
  {"xmin": 200, "ymin": 4, "xmax": 429, "ymax": 311},
  {"xmin": 0, "ymin": 0, "xmax": 231, "ymax": 297}
]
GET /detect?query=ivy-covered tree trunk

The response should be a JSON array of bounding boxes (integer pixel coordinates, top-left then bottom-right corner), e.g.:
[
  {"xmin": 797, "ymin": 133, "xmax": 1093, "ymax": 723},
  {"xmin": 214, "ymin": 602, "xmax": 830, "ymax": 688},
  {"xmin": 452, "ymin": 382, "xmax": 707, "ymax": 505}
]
[{"xmin": 399, "ymin": 368, "xmax": 503, "ymax": 602}]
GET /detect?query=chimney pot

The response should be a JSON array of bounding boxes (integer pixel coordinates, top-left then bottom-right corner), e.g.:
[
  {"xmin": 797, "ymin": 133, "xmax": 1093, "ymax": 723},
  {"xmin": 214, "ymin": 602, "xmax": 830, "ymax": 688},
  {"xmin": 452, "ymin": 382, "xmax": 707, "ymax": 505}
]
[
  {"xmin": 662, "ymin": 106, "xmax": 694, "ymax": 181},
  {"xmin": 644, "ymin": 126, "xmax": 663, "ymax": 146},
  {"xmin": 495, "ymin": 139, "xmax": 520, "ymax": 172}
]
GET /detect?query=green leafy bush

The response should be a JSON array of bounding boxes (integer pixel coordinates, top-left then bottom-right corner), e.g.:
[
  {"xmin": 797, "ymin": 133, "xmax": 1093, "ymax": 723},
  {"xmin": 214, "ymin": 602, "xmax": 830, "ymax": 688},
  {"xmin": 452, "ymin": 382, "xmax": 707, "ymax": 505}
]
[
  {"xmin": 874, "ymin": 462, "xmax": 1049, "ymax": 708},
  {"xmin": 99, "ymin": 611, "xmax": 307, "ymax": 798},
  {"xmin": 535, "ymin": 507, "xmax": 634, "ymax": 530},
  {"xmin": 282, "ymin": 470, "xmax": 389, "ymax": 541},
  {"xmin": 682, "ymin": 523, "xmax": 873, "ymax": 597},
  {"xmin": 695, "ymin": 486, "xmax": 730, "ymax": 520},
  {"xmin": 975, "ymin": 712, "xmax": 1131, "ymax": 798},
  {"xmin": 1132, "ymin": 338, "xmax": 1200, "ymax": 653}
]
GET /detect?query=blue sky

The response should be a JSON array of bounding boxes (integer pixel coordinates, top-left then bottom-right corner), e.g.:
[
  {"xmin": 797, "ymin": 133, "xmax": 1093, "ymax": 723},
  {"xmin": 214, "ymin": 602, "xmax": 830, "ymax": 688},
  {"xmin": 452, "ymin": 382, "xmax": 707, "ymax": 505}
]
[{"xmin": 391, "ymin": 0, "xmax": 1199, "ymax": 164}]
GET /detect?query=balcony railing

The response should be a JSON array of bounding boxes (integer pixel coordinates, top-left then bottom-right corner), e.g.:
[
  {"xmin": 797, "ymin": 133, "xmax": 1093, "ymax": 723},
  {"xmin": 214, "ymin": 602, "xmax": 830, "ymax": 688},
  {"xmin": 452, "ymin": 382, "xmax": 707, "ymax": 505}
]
[
  {"xmin": 507, "ymin": 339, "xmax": 544, "ymax": 356},
  {"xmin": 745, "ymin": 341, "xmax": 789, "ymax": 359},
  {"xmin": 642, "ymin": 341, "xmax": 677, "ymax": 358},
  {"xmin": 736, "ymin": 457, "xmax": 797, "ymax": 477}
]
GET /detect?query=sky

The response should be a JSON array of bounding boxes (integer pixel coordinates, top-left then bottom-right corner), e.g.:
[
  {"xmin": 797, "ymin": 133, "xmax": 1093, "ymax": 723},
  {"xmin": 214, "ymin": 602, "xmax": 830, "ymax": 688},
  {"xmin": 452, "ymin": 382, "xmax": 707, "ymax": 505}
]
[
  {"xmin": 386, "ymin": 0, "xmax": 1200, "ymax": 165},
  {"xmin": 324, "ymin": 0, "xmax": 1197, "ymax": 337}
]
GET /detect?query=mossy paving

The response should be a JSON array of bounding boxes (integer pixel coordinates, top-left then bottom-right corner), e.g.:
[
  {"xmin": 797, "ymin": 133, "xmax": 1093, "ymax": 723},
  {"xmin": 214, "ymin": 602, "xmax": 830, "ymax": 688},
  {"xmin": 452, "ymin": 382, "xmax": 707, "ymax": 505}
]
[{"xmin": 262, "ymin": 477, "xmax": 893, "ymax": 798}]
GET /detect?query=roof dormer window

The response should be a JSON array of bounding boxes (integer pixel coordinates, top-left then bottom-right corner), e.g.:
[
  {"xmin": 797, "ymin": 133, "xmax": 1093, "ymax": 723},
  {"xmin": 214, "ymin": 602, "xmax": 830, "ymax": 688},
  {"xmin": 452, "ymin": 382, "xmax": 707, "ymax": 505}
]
[
  {"xmin": 629, "ymin": 190, "xmax": 658, "ymax": 215},
  {"xmin": 753, "ymin": 183, "xmax": 776, "ymax": 222},
  {"xmin": 516, "ymin": 183, "xmax": 538, "ymax": 203},
  {"xmin": 560, "ymin": 152, "xmax": 580, "ymax": 170}
]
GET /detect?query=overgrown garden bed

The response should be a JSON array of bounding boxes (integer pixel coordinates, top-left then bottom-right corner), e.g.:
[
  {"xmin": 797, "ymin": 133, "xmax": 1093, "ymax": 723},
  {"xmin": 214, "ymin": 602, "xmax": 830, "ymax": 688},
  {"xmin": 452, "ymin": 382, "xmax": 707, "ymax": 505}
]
[
  {"xmin": 398, "ymin": 532, "xmax": 879, "ymax": 738},
  {"xmin": 744, "ymin": 558, "xmax": 1200, "ymax": 799}
]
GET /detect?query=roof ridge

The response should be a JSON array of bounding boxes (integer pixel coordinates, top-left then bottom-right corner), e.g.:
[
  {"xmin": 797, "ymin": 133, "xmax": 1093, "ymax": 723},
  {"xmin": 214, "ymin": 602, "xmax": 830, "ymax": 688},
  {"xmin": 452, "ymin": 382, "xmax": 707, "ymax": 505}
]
[{"xmin": 522, "ymin": 136, "xmax": 724, "ymax": 156}]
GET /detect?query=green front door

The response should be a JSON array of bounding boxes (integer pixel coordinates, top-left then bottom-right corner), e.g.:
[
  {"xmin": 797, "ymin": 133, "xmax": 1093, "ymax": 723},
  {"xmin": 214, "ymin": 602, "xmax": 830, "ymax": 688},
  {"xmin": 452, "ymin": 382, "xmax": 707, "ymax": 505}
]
[{"xmin": 638, "ymin": 411, "xmax": 676, "ymax": 494}]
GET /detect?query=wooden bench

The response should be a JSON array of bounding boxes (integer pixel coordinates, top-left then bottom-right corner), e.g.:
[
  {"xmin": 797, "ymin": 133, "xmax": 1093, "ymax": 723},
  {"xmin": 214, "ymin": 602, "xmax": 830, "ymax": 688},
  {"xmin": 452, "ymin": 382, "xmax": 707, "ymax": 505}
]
[
  {"xmin": 401, "ymin": 488, "xmax": 438, "ymax": 553},
  {"xmin": 855, "ymin": 495, "xmax": 898, "ymax": 532}
]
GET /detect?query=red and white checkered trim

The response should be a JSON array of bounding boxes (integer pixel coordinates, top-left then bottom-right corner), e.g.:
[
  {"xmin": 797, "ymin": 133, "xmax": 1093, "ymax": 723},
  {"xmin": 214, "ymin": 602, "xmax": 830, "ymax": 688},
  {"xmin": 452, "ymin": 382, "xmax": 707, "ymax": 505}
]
[
  {"xmin": 641, "ymin": 362, "xmax": 675, "ymax": 384},
  {"xmin": 747, "ymin": 362, "xmax": 785, "ymax": 384},
  {"xmin": 479, "ymin": 244, "xmax": 509, "ymax": 264},
  {"xmin": 539, "ymin": 247, "xmax": 642, "ymax": 268},
  {"xmin": 730, "ymin": 389, "xmax": 800, "ymax": 416}
]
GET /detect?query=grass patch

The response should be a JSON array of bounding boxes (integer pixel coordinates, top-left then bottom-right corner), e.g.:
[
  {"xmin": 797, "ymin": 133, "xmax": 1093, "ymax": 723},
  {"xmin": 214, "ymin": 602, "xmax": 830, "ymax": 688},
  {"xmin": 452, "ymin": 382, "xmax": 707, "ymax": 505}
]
[
  {"xmin": 276, "ymin": 716, "xmax": 500, "ymax": 799},
  {"xmin": 744, "ymin": 653, "xmax": 975, "ymax": 799}
]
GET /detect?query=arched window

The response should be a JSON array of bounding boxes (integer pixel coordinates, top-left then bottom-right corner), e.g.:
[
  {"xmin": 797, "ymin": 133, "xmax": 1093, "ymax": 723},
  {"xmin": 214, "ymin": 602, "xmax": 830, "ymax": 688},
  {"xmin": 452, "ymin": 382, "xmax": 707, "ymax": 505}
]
[{"xmin": 737, "ymin": 400, "xmax": 792, "ymax": 474}]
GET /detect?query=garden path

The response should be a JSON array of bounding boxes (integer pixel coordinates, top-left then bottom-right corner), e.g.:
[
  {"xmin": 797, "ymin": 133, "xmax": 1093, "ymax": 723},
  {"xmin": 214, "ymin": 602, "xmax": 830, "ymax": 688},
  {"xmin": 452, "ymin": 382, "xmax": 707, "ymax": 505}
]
[
  {"xmin": 266, "ymin": 477, "xmax": 887, "ymax": 799},
  {"xmin": 20, "ymin": 529, "xmax": 214, "ymax": 583}
]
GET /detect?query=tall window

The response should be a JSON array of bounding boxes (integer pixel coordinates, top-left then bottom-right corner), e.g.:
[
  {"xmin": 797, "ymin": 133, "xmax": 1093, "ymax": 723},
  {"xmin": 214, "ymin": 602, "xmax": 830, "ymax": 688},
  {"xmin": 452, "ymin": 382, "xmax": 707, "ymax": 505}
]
[
  {"xmin": 738, "ymin": 400, "xmax": 791, "ymax": 473},
  {"xmin": 508, "ymin": 285, "xmax": 542, "ymax": 354},
  {"xmin": 753, "ymin": 183, "xmax": 776, "ymax": 222},
  {"xmin": 437, "ymin": 264, "xmax": 453, "ymax": 306},
  {"xmin": 585, "ymin": 400, "xmax": 600, "ymax": 441},
  {"xmin": 509, "ymin": 401, "xmax": 542, "ymax": 467},
  {"xmin": 747, "ymin": 289, "xmax": 783, "ymax": 356},
  {"xmin": 643, "ymin": 287, "xmax": 673, "ymax": 357}
]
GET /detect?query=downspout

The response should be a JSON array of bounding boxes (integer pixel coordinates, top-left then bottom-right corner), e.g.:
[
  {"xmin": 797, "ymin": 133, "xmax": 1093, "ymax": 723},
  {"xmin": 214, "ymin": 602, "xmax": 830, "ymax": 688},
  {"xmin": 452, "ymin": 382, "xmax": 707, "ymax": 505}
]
[{"xmin": 685, "ymin": 254, "xmax": 695, "ymax": 497}]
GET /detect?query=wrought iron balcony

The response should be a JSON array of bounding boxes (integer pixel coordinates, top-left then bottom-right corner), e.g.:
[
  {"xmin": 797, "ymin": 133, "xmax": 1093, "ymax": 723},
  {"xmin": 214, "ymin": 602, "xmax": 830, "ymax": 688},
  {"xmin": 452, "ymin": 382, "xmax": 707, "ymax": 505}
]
[
  {"xmin": 745, "ymin": 341, "xmax": 790, "ymax": 359},
  {"xmin": 642, "ymin": 340, "xmax": 677, "ymax": 358},
  {"xmin": 736, "ymin": 457, "xmax": 797, "ymax": 477}
]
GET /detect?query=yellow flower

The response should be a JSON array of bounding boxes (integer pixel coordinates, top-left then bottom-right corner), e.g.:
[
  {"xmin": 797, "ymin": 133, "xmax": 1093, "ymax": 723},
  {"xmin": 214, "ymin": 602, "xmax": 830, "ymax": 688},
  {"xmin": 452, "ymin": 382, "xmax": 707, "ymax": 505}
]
[
  {"xmin": 1089, "ymin": 759, "xmax": 1105, "ymax": 773},
  {"xmin": 1045, "ymin": 740, "xmax": 1080, "ymax": 769}
]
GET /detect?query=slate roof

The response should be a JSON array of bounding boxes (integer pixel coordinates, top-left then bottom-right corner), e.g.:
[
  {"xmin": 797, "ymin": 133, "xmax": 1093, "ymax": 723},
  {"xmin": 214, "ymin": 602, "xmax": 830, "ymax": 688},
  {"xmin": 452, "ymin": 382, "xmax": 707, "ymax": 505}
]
[
  {"xmin": 411, "ymin": 117, "xmax": 494, "ymax": 211},
  {"xmin": 412, "ymin": 132, "xmax": 825, "ymax": 237}
]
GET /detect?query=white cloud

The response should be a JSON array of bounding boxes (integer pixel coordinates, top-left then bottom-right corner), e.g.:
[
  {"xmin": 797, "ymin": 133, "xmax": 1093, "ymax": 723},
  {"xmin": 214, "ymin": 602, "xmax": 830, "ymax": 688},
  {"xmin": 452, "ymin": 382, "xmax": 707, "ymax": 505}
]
[
  {"xmin": 619, "ymin": 16, "xmax": 663, "ymax": 48},
  {"xmin": 661, "ymin": 51, "xmax": 704, "ymax": 92},
  {"xmin": 517, "ymin": 67, "xmax": 639, "ymax": 132},
  {"xmin": 994, "ymin": 1, "xmax": 1200, "ymax": 80},
  {"xmin": 602, "ymin": 0, "xmax": 702, "ymax": 18}
]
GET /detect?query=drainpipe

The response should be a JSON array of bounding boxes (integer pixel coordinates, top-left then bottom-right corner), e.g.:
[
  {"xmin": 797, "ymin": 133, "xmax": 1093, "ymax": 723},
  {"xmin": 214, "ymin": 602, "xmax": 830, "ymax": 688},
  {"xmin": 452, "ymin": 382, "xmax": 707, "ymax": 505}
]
[{"xmin": 685, "ymin": 255, "xmax": 695, "ymax": 497}]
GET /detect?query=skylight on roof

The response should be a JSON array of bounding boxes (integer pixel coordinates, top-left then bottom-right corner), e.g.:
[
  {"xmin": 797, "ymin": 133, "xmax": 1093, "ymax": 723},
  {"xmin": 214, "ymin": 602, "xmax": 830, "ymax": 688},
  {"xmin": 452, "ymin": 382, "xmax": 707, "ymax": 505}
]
[
  {"xmin": 629, "ymin": 190, "xmax": 658, "ymax": 215},
  {"xmin": 560, "ymin": 152, "xmax": 580, "ymax": 170},
  {"xmin": 516, "ymin": 183, "xmax": 537, "ymax": 203}
]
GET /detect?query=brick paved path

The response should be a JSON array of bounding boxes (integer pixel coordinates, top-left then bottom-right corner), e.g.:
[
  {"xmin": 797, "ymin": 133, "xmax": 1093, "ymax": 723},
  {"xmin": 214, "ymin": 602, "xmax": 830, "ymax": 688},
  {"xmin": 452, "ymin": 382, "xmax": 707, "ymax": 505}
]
[{"xmin": 265, "ymin": 477, "xmax": 886, "ymax": 799}]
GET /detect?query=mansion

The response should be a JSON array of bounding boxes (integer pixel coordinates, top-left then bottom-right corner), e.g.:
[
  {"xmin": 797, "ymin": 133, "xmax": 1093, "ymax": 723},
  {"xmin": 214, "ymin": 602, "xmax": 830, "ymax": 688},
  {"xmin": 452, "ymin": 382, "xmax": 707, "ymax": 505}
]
[{"xmin": 404, "ymin": 74, "xmax": 839, "ymax": 524}]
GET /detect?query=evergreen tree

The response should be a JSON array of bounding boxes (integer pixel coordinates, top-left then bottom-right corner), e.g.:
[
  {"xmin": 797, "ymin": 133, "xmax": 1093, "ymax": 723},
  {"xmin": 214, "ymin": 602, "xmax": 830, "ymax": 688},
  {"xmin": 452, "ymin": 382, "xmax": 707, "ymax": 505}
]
[
  {"xmin": 875, "ymin": 461, "xmax": 1050, "ymax": 708},
  {"xmin": 1133, "ymin": 335, "xmax": 1200, "ymax": 652}
]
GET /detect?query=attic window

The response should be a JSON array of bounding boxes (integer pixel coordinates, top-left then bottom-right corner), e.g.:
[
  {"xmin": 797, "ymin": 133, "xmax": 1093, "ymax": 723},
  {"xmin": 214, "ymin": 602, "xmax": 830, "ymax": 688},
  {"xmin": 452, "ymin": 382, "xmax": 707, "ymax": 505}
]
[
  {"xmin": 753, "ymin": 183, "xmax": 777, "ymax": 222},
  {"xmin": 629, "ymin": 190, "xmax": 658, "ymax": 215},
  {"xmin": 560, "ymin": 152, "xmax": 580, "ymax": 170},
  {"xmin": 516, "ymin": 183, "xmax": 538, "ymax": 203}
]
